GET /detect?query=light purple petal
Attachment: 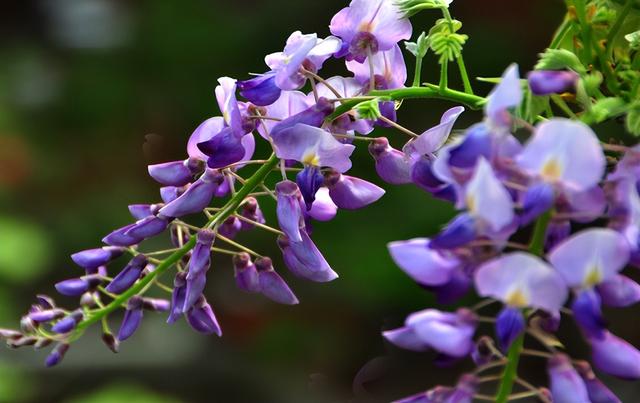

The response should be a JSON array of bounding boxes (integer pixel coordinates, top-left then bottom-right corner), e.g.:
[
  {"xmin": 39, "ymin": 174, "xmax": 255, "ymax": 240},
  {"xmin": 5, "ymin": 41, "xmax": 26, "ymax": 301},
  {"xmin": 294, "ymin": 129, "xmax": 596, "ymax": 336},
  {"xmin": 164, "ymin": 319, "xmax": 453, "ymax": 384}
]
[
  {"xmin": 464, "ymin": 158, "xmax": 514, "ymax": 232},
  {"xmin": 598, "ymin": 274, "xmax": 640, "ymax": 307},
  {"xmin": 516, "ymin": 118, "xmax": 605, "ymax": 192},
  {"xmin": 475, "ymin": 252, "xmax": 568, "ymax": 312},
  {"xmin": 258, "ymin": 91, "xmax": 311, "ymax": 139},
  {"xmin": 590, "ymin": 331, "xmax": 640, "ymax": 379},
  {"xmin": 388, "ymin": 238, "xmax": 459, "ymax": 286},
  {"xmin": 404, "ymin": 106, "xmax": 465, "ymax": 158},
  {"xmin": 548, "ymin": 229, "xmax": 630, "ymax": 288},
  {"xmin": 187, "ymin": 117, "xmax": 226, "ymax": 161},
  {"xmin": 308, "ymin": 187, "xmax": 338, "ymax": 222},
  {"xmin": 215, "ymin": 77, "xmax": 243, "ymax": 133},
  {"xmin": 382, "ymin": 326, "xmax": 429, "ymax": 351},
  {"xmin": 485, "ymin": 64, "xmax": 522, "ymax": 127},
  {"xmin": 272, "ymin": 124, "xmax": 355, "ymax": 172},
  {"xmin": 405, "ymin": 309, "xmax": 476, "ymax": 357},
  {"xmin": 346, "ymin": 44, "xmax": 407, "ymax": 89}
]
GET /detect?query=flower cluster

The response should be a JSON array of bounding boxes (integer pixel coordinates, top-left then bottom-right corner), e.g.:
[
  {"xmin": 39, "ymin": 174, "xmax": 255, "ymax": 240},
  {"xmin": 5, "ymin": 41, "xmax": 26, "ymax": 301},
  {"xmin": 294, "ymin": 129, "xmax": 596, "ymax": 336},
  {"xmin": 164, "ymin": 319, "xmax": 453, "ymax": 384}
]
[{"xmin": 3, "ymin": 0, "xmax": 640, "ymax": 401}]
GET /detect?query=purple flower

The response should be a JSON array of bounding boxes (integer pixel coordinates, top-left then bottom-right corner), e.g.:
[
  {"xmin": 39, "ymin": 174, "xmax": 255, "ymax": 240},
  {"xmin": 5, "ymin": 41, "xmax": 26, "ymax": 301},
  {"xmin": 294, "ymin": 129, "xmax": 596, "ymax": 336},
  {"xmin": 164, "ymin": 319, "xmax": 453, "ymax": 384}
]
[
  {"xmin": 276, "ymin": 180, "xmax": 305, "ymax": 242},
  {"xmin": 516, "ymin": 118, "xmax": 605, "ymax": 192},
  {"xmin": 184, "ymin": 230, "xmax": 215, "ymax": 311},
  {"xmin": 167, "ymin": 272, "xmax": 187, "ymax": 324},
  {"xmin": 475, "ymin": 252, "xmax": 568, "ymax": 313},
  {"xmin": 28, "ymin": 309, "xmax": 65, "ymax": 323},
  {"xmin": 430, "ymin": 213, "xmax": 477, "ymax": 250},
  {"xmin": 123, "ymin": 215, "xmax": 170, "ymax": 241},
  {"xmin": 215, "ymin": 77, "xmax": 244, "ymax": 135},
  {"xmin": 368, "ymin": 137, "xmax": 413, "ymax": 185},
  {"xmin": 346, "ymin": 44, "xmax": 407, "ymax": 89},
  {"xmin": 219, "ymin": 216, "xmax": 242, "ymax": 239},
  {"xmin": 118, "ymin": 296, "xmax": 144, "ymax": 341},
  {"xmin": 70, "ymin": 247, "xmax": 124, "ymax": 270},
  {"xmin": 270, "ymin": 97, "xmax": 334, "ymax": 138},
  {"xmin": 325, "ymin": 171, "xmax": 385, "ymax": 210},
  {"xmin": 158, "ymin": 169, "xmax": 224, "ymax": 218},
  {"xmin": 387, "ymin": 238, "xmax": 460, "ymax": 286},
  {"xmin": 238, "ymin": 72, "xmax": 281, "ymax": 107},
  {"xmin": 265, "ymin": 31, "xmax": 341, "ymax": 90},
  {"xmin": 186, "ymin": 296, "xmax": 222, "ymax": 336},
  {"xmin": 575, "ymin": 361, "xmax": 622, "ymax": 403},
  {"xmin": 271, "ymin": 124, "xmax": 355, "ymax": 173},
  {"xmin": 128, "ymin": 204, "xmax": 158, "ymax": 220},
  {"xmin": 233, "ymin": 253, "xmax": 260, "ymax": 293},
  {"xmin": 548, "ymin": 354, "xmax": 590, "ymax": 403},
  {"xmin": 147, "ymin": 158, "xmax": 202, "ymax": 187},
  {"xmin": 257, "ymin": 91, "xmax": 311, "ymax": 139},
  {"xmin": 239, "ymin": 197, "xmax": 266, "ymax": 230},
  {"xmin": 330, "ymin": 0, "xmax": 412, "ymax": 62},
  {"xmin": 255, "ymin": 257, "xmax": 299, "ymax": 305},
  {"xmin": 383, "ymin": 308, "xmax": 477, "ymax": 357},
  {"xmin": 105, "ymin": 255, "xmax": 148, "ymax": 294},
  {"xmin": 528, "ymin": 70, "xmax": 579, "ymax": 96},
  {"xmin": 188, "ymin": 118, "xmax": 255, "ymax": 169},
  {"xmin": 589, "ymin": 331, "xmax": 640, "ymax": 379},
  {"xmin": 278, "ymin": 232, "xmax": 338, "ymax": 283}
]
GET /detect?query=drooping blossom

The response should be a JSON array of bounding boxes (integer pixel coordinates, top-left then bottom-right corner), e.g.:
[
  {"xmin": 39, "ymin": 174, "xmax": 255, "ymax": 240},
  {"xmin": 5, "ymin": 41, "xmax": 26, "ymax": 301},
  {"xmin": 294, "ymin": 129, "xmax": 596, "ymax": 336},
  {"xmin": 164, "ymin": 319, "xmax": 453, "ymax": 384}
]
[
  {"xmin": 383, "ymin": 308, "xmax": 477, "ymax": 357},
  {"xmin": 528, "ymin": 70, "xmax": 579, "ymax": 96}
]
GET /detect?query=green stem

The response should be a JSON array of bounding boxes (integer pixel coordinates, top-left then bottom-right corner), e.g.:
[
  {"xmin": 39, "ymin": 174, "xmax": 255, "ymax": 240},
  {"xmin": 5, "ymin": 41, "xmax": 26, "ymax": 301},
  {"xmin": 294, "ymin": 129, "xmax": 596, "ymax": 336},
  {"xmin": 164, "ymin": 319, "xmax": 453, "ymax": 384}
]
[
  {"xmin": 606, "ymin": 0, "xmax": 634, "ymax": 57},
  {"xmin": 440, "ymin": 59, "xmax": 449, "ymax": 93},
  {"xmin": 495, "ymin": 334, "xmax": 525, "ymax": 403},
  {"xmin": 326, "ymin": 86, "xmax": 486, "ymax": 122},
  {"xmin": 574, "ymin": 0, "xmax": 593, "ymax": 64},
  {"xmin": 549, "ymin": 16, "xmax": 573, "ymax": 49},
  {"xmin": 73, "ymin": 154, "xmax": 281, "ymax": 336},
  {"xmin": 456, "ymin": 54, "xmax": 474, "ymax": 95},
  {"xmin": 494, "ymin": 211, "xmax": 551, "ymax": 402},
  {"xmin": 413, "ymin": 51, "xmax": 426, "ymax": 87}
]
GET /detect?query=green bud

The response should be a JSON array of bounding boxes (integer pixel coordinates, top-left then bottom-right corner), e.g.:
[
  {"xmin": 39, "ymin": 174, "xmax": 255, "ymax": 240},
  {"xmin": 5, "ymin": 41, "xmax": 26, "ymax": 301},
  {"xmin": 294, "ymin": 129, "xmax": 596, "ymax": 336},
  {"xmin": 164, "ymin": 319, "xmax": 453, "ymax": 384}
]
[
  {"xmin": 356, "ymin": 99, "xmax": 383, "ymax": 120},
  {"xmin": 405, "ymin": 32, "xmax": 429, "ymax": 58}
]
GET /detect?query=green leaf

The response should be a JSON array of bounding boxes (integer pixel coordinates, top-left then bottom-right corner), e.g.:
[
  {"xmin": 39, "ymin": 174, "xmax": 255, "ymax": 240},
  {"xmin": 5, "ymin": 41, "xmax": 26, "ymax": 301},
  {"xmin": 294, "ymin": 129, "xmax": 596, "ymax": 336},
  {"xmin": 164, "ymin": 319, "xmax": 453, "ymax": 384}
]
[
  {"xmin": 587, "ymin": 97, "xmax": 627, "ymax": 124},
  {"xmin": 535, "ymin": 49, "xmax": 586, "ymax": 75},
  {"xmin": 627, "ymin": 103, "xmax": 640, "ymax": 136},
  {"xmin": 582, "ymin": 72, "xmax": 604, "ymax": 97},
  {"xmin": 430, "ymin": 31, "xmax": 468, "ymax": 64}
]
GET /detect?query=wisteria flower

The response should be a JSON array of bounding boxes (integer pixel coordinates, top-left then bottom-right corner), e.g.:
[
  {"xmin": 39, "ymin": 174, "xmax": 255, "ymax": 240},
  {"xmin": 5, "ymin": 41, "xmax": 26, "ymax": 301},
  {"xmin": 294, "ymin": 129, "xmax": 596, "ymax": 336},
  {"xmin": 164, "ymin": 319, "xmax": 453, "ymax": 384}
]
[
  {"xmin": 330, "ymin": 0, "xmax": 412, "ymax": 62},
  {"xmin": 346, "ymin": 44, "xmax": 407, "ymax": 89}
]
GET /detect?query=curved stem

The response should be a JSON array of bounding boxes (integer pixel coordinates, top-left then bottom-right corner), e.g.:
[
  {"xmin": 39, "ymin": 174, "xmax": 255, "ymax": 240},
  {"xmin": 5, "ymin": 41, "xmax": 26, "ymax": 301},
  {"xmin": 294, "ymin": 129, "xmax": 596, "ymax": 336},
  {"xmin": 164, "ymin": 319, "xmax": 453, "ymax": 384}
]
[
  {"xmin": 549, "ymin": 16, "xmax": 572, "ymax": 50},
  {"xmin": 72, "ymin": 154, "xmax": 281, "ymax": 337},
  {"xmin": 456, "ymin": 55, "xmax": 474, "ymax": 95},
  {"xmin": 606, "ymin": 0, "xmax": 634, "ymax": 57}
]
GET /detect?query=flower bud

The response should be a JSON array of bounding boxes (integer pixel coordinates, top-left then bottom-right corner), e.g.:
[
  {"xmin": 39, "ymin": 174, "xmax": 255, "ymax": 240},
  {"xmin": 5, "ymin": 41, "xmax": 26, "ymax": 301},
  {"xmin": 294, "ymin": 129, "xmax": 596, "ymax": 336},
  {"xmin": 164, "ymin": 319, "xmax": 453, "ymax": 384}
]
[
  {"xmin": 102, "ymin": 332, "xmax": 119, "ymax": 353},
  {"xmin": 142, "ymin": 298, "xmax": 170, "ymax": 312},
  {"xmin": 105, "ymin": 255, "xmax": 148, "ymax": 294},
  {"xmin": 324, "ymin": 171, "xmax": 385, "ymax": 210},
  {"xmin": 45, "ymin": 343, "xmax": 70, "ymax": 367},
  {"xmin": 239, "ymin": 197, "xmax": 266, "ymax": 230},
  {"xmin": 28, "ymin": 309, "xmax": 65, "ymax": 324},
  {"xmin": 186, "ymin": 296, "xmax": 222, "ymax": 336},
  {"xmin": 496, "ymin": 307, "xmax": 525, "ymax": 351},
  {"xmin": 233, "ymin": 252, "xmax": 260, "ymax": 293},
  {"xmin": 255, "ymin": 257, "xmax": 299, "ymax": 305},
  {"xmin": 71, "ymin": 247, "xmax": 124, "ymax": 270},
  {"xmin": 7, "ymin": 336, "xmax": 38, "ymax": 348},
  {"xmin": 51, "ymin": 310, "xmax": 83, "ymax": 334},
  {"xmin": 118, "ymin": 296, "xmax": 144, "ymax": 341},
  {"xmin": 368, "ymin": 137, "xmax": 412, "ymax": 185},
  {"xmin": 589, "ymin": 331, "xmax": 640, "ymax": 379},
  {"xmin": 167, "ymin": 272, "xmax": 187, "ymax": 324},
  {"xmin": 276, "ymin": 180, "xmax": 305, "ymax": 242},
  {"xmin": 528, "ymin": 70, "xmax": 579, "ymax": 96},
  {"xmin": 219, "ymin": 216, "xmax": 242, "ymax": 239},
  {"xmin": 55, "ymin": 275, "xmax": 102, "ymax": 297},
  {"xmin": 548, "ymin": 354, "xmax": 590, "ymax": 403},
  {"xmin": 159, "ymin": 169, "xmax": 224, "ymax": 218},
  {"xmin": 148, "ymin": 158, "xmax": 202, "ymax": 187},
  {"xmin": 574, "ymin": 360, "xmax": 621, "ymax": 403}
]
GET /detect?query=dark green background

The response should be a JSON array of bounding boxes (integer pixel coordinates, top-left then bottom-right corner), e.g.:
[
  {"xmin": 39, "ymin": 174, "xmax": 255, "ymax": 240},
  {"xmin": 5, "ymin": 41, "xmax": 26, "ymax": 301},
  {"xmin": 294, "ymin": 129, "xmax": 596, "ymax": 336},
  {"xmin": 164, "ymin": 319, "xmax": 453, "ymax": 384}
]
[{"xmin": 1, "ymin": 1, "xmax": 638, "ymax": 402}]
